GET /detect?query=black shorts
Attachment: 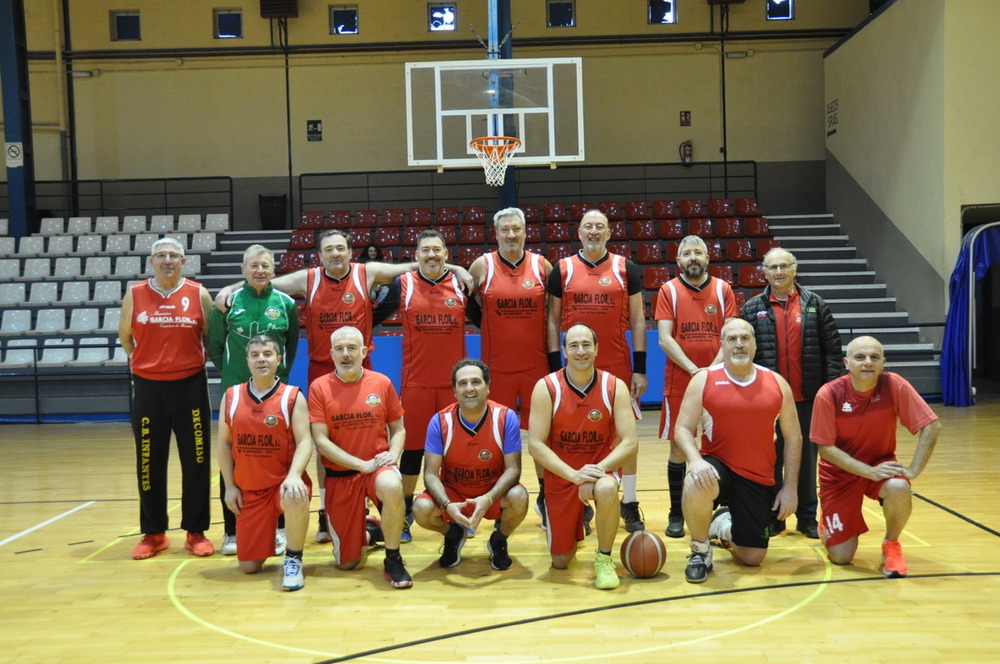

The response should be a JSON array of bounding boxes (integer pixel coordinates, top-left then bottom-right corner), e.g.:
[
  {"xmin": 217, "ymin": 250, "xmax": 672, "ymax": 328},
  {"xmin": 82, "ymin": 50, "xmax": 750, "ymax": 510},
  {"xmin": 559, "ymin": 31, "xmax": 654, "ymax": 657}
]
[{"xmin": 704, "ymin": 455, "xmax": 776, "ymax": 550}]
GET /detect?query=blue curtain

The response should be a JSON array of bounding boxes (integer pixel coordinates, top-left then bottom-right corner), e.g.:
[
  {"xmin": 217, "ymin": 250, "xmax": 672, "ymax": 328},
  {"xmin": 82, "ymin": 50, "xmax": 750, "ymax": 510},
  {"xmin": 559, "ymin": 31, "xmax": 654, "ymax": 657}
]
[{"xmin": 941, "ymin": 225, "xmax": 1000, "ymax": 406}]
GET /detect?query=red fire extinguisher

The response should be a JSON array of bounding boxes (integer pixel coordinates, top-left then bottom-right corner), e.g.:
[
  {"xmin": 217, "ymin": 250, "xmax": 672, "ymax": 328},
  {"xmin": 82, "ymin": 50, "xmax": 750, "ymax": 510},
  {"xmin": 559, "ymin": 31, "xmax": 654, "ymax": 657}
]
[{"xmin": 679, "ymin": 140, "xmax": 693, "ymax": 165}]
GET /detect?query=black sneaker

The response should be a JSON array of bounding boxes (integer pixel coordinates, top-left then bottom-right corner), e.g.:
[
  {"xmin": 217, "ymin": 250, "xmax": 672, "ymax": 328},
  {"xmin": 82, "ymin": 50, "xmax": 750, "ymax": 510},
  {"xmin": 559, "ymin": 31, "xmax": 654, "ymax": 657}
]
[
  {"xmin": 665, "ymin": 514, "xmax": 685, "ymax": 538},
  {"xmin": 365, "ymin": 515, "xmax": 384, "ymax": 545},
  {"xmin": 685, "ymin": 547, "xmax": 714, "ymax": 584},
  {"xmin": 582, "ymin": 504, "xmax": 595, "ymax": 536},
  {"xmin": 487, "ymin": 531, "xmax": 513, "ymax": 571},
  {"xmin": 620, "ymin": 501, "xmax": 645, "ymax": 532},
  {"xmin": 769, "ymin": 519, "xmax": 786, "ymax": 538},
  {"xmin": 383, "ymin": 555, "xmax": 413, "ymax": 589},
  {"xmin": 796, "ymin": 520, "xmax": 820, "ymax": 539},
  {"xmin": 438, "ymin": 522, "xmax": 467, "ymax": 568},
  {"xmin": 534, "ymin": 492, "xmax": 548, "ymax": 530}
]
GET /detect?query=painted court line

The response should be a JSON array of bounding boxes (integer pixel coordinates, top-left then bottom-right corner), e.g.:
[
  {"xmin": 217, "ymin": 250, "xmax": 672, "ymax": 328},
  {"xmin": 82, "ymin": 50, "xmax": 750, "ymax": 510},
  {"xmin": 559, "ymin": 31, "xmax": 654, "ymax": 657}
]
[{"xmin": 0, "ymin": 501, "xmax": 96, "ymax": 548}]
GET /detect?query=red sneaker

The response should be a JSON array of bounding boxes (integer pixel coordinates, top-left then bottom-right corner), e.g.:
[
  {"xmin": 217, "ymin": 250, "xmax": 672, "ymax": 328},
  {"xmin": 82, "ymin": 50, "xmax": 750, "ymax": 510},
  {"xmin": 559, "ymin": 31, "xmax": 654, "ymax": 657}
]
[
  {"xmin": 881, "ymin": 539, "xmax": 908, "ymax": 578},
  {"xmin": 132, "ymin": 533, "xmax": 170, "ymax": 560},
  {"xmin": 184, "ymin": 532, "xmax": 215, "ymax": 557}
]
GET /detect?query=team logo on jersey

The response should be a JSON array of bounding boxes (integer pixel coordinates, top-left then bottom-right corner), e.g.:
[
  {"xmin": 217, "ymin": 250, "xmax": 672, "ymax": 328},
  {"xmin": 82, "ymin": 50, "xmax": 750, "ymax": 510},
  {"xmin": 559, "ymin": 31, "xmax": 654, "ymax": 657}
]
[
  {"xmin": 265, "ymin": 306, "xmax": 281, "ymax": 320},
  {"xmin": 478, "ymin": 449, "xmax": 493, "ymax": 462},
  {"xmin": 263, "ymin": 415, "xmax": 279, "ymax": 427},
  {"xmin": 445, "ymin": 297, "xmax": 457, "ymax": 308},
  {"xmin": 841, "ymin": 402, "xmax": 853, "ymax": 412},
  {"xmin": 522, "ymin": 279, "xmax": 535, "ymax": 289},
  {"xmin": 136, "ymin": 311, "xmax": 149, "ymax": 324},
  {"xmin": 598, "ymin": 277, "xmax": 612, "ymax": 286},
  {"xmin": 705, "ymin": 304, "xmax": 718, "ymax": 316},
  {"xmin": 342, "ymin": 293, "xmax": 356, "ymax": 304},
  {"xmin": 366, "ymin": 394, "xmax": 382, "ymax": 407},
  {"xmin": 587, "ymin": 409, "xmax": 603, "ymax": 422}
]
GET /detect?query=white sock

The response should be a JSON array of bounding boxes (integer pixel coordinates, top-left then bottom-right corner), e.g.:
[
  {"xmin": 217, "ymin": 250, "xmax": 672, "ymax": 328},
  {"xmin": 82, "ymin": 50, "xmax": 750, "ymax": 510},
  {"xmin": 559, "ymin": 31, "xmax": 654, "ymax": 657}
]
[
  {"xmin": 319, "ymin": 488, "xmax": 327, "ymax": 514},
  {"xmin": 622, "ymin": 474, "xmax": 638, "ymax": 503}
]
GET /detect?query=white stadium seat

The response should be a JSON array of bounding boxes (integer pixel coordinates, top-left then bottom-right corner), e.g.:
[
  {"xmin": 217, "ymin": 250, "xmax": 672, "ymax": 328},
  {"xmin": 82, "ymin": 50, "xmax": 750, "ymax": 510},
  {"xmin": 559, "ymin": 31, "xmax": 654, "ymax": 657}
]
[
  {"xmin": 2, "ymin": 339, "xmax": 38, "ymax": 367},
  {"xmin": 73, "ymin": 235, "xmax": 104, "ymax": 255},
  {"xmin": 37, "ymin": 338, "xmax": 75, "ymax": 366},
  {"xmin": 114, "ymin": 256, "xmax": 143, "ymax": 278},
  {"xmin": 104, "ymin": 234, "xmax": 132, "ymax": 254},
  {"xmin": 60, "ymin": 280, "xmax": 91, "ymax": 304},
  {"xmin": 67, "ymin": 217, "xmax": 93, "ymax": 234},
  {"xmin": 1, "ymin": 309, "xmax": 32, "ymax": 335},
  {"xmin": 54, "ymin": 257, "xmax": 82, "ymax": 279},
  {"xmin": 46, "ymin": 235, "xmax": 74, "ymax": 255},
  {"xmin": 95, "ymin": 216, "xmax": 120, "ymax": 234},
  {"xmin": 39, "ymin": 218, "xmax": 64, "ymax": 235},
  {"xmin": 177, "ymin": 214, "xmax": 202, "ymax": 232},
  {"xmin": 32, "ymin": 308, "xmax": 66, "ymax": 334},
  {"xmin": 28, "ymin": 281, "xmax": 59, "ymax": 304},
  {"xmin": 68, "ymin": 308, "xmax": 100, "ymax": 333},
  {"xmin": 0, "ymin": 282, "xmax": 27, "ymax": 305},
  {"xmin": 101, "ymin": 308, "xmax": 122, "ymax": 332},
  {"xmin": 16, "ymin": 236, "xmax": 45, "ymax": 256},
  {"xmin": 69, "ymin": 337, "xmax": 110, "ymax": 365},
  {"xmin": 205, "ymin": 213, "xmax": 229, "ymax": 231},
  {"xmin": 21, "ymin": 258, "xmax": 51, "ymax": 280},
  {"xmin": 92, "ymin": 280, "xmax": 122, "ymax": 304}
]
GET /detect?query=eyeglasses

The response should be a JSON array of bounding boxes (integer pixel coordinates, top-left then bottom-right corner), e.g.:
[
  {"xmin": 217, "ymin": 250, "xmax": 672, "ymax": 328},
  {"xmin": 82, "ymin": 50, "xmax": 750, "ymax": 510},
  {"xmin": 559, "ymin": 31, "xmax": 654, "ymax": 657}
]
[{"xmin": 764, "ymin": 263, "xmax": 795, "ymax": 273}]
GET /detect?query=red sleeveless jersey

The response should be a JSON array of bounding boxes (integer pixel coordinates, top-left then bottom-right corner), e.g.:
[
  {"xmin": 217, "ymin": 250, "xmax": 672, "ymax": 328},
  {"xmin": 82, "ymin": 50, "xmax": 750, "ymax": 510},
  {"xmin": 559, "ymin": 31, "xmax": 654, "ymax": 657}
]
[
  {"xmin": 544, "ymin": 369, "xmax": 619, "ymax": 468},
  {"xmin": 434, "ymin": 400, "xmax": 514, "ymax": 494},
  {"xmin": 224, "ymin": 382, "xmax": 302, "ymax": 491},
  {"xmin": 557, "ymin": 253, "xmax": 631, "ymax": 372},
  {"xmin": 128, "ymin": 278, "xmax": 206, "ymax": 381},
  {"xmin": 305, "ymin": 264, "xmax": 372, "ymax": 362},
  {"xmin": 701, "ymin": 364, "xmax": 784, "ymax": 485},
  {"xmin": 479, "ymin": 251, "xmax": 547, "ymax": 372},
  {"xmin": 398, "ymin": 270, "xmax": 467, "ymax": 388}
]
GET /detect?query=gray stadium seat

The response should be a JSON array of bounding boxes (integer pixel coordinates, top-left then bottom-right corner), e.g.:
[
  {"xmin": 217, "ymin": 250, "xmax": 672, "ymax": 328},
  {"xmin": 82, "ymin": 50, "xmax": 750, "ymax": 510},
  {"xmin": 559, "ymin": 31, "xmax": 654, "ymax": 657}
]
[
  {"xmin": 73, "ymin": 235, "xmax": 104, "ymax": 256},
  {"xmin": 92, "ymin": 280, "xmax": 122, "ymax": 304},
  {"xmin": 2, "ymin": 339, "xmax": 38, "ymax": 367},
  {"xmin": 177, "ymin": 214, "xmax": 202, "ymax": 232},
  {"xmin": 0, "ymin": 282, "xmax": 26, "ymax": 305},
  {"xmin": 16, "ymin": 236, "xmax": 44, "ymax": 256},
  {"xmin": 60, "ymin": 281, "xmax": 91, "ymax": 304},
  {"xmin": 47, "ymin": 235, "xmax": 74, "ymax": 255},
  {"xmin": 104, "ymin": 234, "xmax": 132, "ymax": 254},
  {"xmin": 205, "ymin": 213, "xmax": 229, "ymax": 231},
  {"xmin": 69, "ymin": 337, "xmax": 110, "ymax": 365},
  {"xmin": 95, "ymin": 216, "xmax": 120, "ymax": 234},
  {"xmin": 37, "ymin": 338, "xmax": 75, "ymax": 366},
  {"xmin": 39, "ymin": 218, "xmax": 64, "ymax": 235},
  {"xmin": 67, "ymin": 217, "xmax": 93, "ymax": 234},
  {"xmin": 1, "ymin": 309, "xmax": 31, "ymax": 335},
  {"xmin": 28, "ymin": 281, "xmax": 59, "ymax": 304},
  {"xmin": 68, "ymin": 308, "xmax": 100, "ymax": 333},
  {"xmin": 0, "ymin": 258, "xmax": 19, "ymax": 281},
  {"xmin": 54, "ymin": 257, "xmax": 82, "ymax": 279},
  {"xmin": 21, "ymin": 258, "xmax": 51, "ymax": 280},
  {"xmin": 32, "ymin": 308, "xmax": 66, "ymax": 334},
  {"xmin": 122, "ymin": 216, "xmax": 147, "ymax": 233}
]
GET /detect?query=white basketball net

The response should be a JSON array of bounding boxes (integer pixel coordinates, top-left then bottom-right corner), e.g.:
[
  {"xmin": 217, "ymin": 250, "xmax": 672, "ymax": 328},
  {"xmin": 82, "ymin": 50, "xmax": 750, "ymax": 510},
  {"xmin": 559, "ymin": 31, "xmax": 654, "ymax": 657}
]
[{"xmin": 470, "ymin": 136, "xmax": 521, "ymax": 187}]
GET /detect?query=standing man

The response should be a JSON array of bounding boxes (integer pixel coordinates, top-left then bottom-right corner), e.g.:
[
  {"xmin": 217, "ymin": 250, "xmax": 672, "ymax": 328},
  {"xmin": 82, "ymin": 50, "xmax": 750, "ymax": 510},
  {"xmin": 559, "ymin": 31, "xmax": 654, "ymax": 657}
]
[
  {"xmin": 469, "ymin": 207, "xmax": 552, "ymax": 526},
  {"xmin": 812, "ymin": 336, "xmax": 940, "ymax": 578},
  {"xmin": 655, "ymin": 235, "xmax": 739, "ymax": 539},
  {"xmin": 528, "ymin": 324, "xmax": 639, "ymax": 590},
  {"xmin": 120, "ymin": 237, "xmax": 215, "ymax": 559},
  {"xmin": 546, "ymin": 209, "xmax": 648, "ymax": 532},
  {"xmin": 741, "ymin": 247, "xmax": 844, "ymax": 538},
  {"xmin": 217, "ymin": 335, "xmax": 312, "ymax": 591},
  {"xmin": 395, "ymin": 229, "xmax": 477, "ymax": 543},
  {"xmin": 674, "ymin": 319, "xmax": 802, "ymax": 583},
  {"xmin": 208, "ymin": 244, "xmax": 299, "ymax": 556},
  {"xmin": 412, "ymin": 359, "xmax": 529, "ymax": 570},
  {"xmin": 308, "ymin": 326, "xmax": 412, "ymax": 589}
]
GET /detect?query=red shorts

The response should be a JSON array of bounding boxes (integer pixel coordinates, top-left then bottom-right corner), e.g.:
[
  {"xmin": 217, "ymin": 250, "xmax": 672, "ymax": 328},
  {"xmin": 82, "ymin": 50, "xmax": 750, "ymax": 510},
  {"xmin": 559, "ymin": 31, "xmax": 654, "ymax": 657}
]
[
  {"xmin": 658, "ymin": 395, "xmax": 684, "ymax": 441},
  {"xmin": 543, "ymin": 470, "xmax": 619, "ymax": 556},
  {"xmin": 400, "ymin": 385, "xmax": 456, "ymax": 452},
  {"xmin": 818, "ymin": 464, "xmax": 909, "ymax": 547},
  {"xmin": 489, "ymin": 367, "xmax": 546, "ymax": 427},
  {"xmin": 236, "ymin": 473, "xmax": 313, "ymax": 563},
  {"xmin": 324, "ymin": 465, "xmax": 399, "ymax": 565},
  {"xmin": 308, "ymin": 359, "xmax": 335, "ymax": 389}
]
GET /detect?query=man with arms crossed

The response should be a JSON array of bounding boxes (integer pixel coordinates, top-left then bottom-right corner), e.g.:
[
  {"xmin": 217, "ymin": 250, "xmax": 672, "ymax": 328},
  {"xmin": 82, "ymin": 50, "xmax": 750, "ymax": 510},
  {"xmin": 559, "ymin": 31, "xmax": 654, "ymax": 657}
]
[
  {"xmin": 412, "ymin": 359, "xmax": 529, "ymax": 570},
  {"xmin": 217, "ymin": 335, "xmax": 312, "ymax": 591},
  {"xmin": 811, "ymin": 335, "xmax": 940, "ymax": 577},
  {"xmin": 674, "ymin": 319, "xmax": 802, "ymax": 583},
  {"xmin": 528, "ymin": 324, "xmax": 639, "ymax": 590}
]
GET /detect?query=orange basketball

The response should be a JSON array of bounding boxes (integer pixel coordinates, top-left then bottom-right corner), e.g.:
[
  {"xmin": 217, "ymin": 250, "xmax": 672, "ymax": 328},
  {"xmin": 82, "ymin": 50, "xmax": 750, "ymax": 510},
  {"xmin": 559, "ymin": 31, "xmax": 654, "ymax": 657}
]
[{"xmin": 620, "ymin": 530, "xmax": 667, "ymax": 578}]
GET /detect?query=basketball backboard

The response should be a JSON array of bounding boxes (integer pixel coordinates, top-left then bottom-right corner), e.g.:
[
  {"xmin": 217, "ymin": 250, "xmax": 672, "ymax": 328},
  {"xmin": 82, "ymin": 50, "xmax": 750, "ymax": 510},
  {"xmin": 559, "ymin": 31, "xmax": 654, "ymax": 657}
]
[{"xmin": 405, "ymin": 57, "xmax": 584, "ymax": 169}]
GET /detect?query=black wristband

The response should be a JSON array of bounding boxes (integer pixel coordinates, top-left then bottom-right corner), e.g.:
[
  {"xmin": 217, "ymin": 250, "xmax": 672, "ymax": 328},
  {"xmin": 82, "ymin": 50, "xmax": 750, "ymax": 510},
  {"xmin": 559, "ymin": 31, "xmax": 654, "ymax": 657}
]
[
  {"xmin": 632, "ymin": 350, "xmax": 647, "ymax": 375},
  {"xmin": 548, "ymin": 351, "xmax": 563, "ymax": 372}
]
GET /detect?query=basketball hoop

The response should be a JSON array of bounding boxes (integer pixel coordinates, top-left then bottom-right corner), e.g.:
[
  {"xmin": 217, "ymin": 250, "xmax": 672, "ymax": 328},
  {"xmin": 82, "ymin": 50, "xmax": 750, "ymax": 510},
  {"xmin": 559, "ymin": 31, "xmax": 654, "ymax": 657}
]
[{"xmin": 470, "ymin": 136, "xmax": 521, "ymax": 187}]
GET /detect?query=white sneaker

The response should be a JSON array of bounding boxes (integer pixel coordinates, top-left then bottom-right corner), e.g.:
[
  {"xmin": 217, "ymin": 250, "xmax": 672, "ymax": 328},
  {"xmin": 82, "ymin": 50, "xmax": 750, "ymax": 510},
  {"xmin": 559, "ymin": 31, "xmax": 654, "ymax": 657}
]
[
  {"xmin": 221, "ymin": 534, "xmax": 237, "ymax": 556},
  {"xmin": 282, "ymin": 556, "xmax": 304, "ymax": 592},
  {"xmin": 708, "ymin": 506, "xmax": 732, "ymax": 549},
  {"xmin": 274, "ymin": 528, "xmax": 287, "ymax": 556}
]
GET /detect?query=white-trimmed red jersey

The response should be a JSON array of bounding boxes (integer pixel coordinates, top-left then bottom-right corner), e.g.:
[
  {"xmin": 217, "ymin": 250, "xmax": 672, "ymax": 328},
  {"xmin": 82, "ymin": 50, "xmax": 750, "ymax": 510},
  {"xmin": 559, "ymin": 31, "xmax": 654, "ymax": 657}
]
[
  {"xmin": 555, "ymin": 253, "xmax": 632, "ymax": 372},
  {"xmin": 398, "ymin": 270, "xmax": 467, "ymax": 388},
  {"xmin": 479, "ymin": 251, "xmax": 548, "ymax": 372},
  {"xmin": 430, "ymin": 400, "xmax": 516, "ymax": 494},
  {"xmin": 305, "ymin": 264, "xmax": 372, "ymax": 362},
  {"xmin": 224, "ymin": 381, "xmax": 302, "ymax": 491},
  {"xmin": 128, "ymin": 278, "xmax": 207, "ymax": 381},
  {"xmin": 543, "ymin": 368, "xmax": 619, "ymax": 468}
]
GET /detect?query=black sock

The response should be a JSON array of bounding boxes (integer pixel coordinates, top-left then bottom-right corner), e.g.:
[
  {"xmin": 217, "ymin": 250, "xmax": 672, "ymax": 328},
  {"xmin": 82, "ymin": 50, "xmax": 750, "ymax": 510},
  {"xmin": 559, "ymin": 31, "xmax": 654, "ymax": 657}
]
[
  {"xmin": 491, "ymin": 529, "xmax": 507, "ymax": 542},
  {"xmin": 668, "ymin": 461, "xmax": 686, "ymax": 517},
  {"xmin": 404, "ymin": 495, "xmax": 414, "ymax": 516},
  {"xmin": 285, "ymin": 549, "xmax": 303, "ymax": 562},
  {"xmin": 385, "ymin": 547, "xmax": 400, "ymax": 559},
  {"xmin": 599, "ymin": 549, "xmax": 611, "ymax": 557}
]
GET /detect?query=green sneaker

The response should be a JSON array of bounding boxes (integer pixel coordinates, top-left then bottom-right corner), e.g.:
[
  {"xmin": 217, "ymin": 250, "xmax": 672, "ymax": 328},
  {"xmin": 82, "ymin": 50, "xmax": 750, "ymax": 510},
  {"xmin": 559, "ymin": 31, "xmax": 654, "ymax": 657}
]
[{"xmin": 594, "ymin": 551, "xmax": 620, "ymax": 590}]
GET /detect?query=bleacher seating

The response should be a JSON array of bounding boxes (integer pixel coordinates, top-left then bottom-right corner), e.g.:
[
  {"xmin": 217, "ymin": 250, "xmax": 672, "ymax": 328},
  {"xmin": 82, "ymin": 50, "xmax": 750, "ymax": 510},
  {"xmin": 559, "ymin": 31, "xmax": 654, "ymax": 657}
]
[{"xmin": 382, "ymin": 209, "xmax": 406, "ymax": 227}]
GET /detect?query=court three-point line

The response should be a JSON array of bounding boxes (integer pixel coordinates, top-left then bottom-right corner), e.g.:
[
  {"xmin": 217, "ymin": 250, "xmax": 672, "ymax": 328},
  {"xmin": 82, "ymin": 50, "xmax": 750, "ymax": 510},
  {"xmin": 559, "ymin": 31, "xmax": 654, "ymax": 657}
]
[{"xmin": 0, "ymin": 501, "xmax": 96, "ymax": 547}]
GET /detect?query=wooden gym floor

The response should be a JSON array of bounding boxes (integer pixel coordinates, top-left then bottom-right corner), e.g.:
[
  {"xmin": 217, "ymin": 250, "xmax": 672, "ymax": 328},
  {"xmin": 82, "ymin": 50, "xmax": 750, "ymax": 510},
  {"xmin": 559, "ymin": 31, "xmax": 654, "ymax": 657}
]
[{"xmin": 1, "ymin": 400, "xmax": 997, "ymax": 663}]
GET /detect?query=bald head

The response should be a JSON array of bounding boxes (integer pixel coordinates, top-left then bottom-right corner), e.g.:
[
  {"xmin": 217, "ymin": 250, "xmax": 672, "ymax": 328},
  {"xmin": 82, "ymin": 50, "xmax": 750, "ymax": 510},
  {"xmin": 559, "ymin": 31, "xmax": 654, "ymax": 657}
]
[{"xmin": 844, "ymin": 335, "xmax": 885, "ymax": 389}]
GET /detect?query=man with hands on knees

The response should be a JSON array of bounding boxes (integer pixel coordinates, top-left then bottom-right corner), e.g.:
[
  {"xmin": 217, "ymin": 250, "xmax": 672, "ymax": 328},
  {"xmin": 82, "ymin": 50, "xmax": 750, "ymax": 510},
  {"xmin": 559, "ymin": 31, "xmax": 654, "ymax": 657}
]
[
  {"xmin": 217, "ymin": 335, "xmax": 313, "ymax": 591},
  {"xmin": 674, "ymin": 319, "xmax": 802, "ymax": 583},
  {"xmin": 412, "ymin": 359, "xmax": 529, "ymax": 570}
]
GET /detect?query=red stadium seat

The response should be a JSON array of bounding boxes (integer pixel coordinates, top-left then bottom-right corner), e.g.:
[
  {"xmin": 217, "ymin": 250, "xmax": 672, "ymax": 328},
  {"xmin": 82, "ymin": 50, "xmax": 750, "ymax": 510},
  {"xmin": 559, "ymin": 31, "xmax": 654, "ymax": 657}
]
[
  {"xmin": 631, "ymin": 220, "xmax": 657, "ymax": 240},
  {"xmin": 744, "ymin": 217, "xmax": 771, "ymax": 237},
  {"xmin": 546, "ymin": 243, "xmax": 573, "ymax": 262},
  {"xmin": 299, "ymin": 211, "xmax": 323, "ymax": 229},
  {"xmin": 543, "ymin": 203, "xmax": 567, "ymax": 221},
  {"xmin": 665, "ymin": 241, "xmax": 680, "ymax": 262},
  {"xmin": 643, "ymin": 266, "xmax": 672, "ymax": 291},
  {"xmin": 436, "ymin": 207, "xmax": 460, "ymax": 225},
  {"xmin": 295, "ymin": 299, "xmax": 308, "ymax": 326},
  {"xmin": 288, "ymin": 229, "xmax": 315, "ymax": 250},
  {"xmin": 716, "ymin": 217, "xmax": 743, "ymax": 238},
  {"xmin": 726, "ymin": 240, "xmax": 755, "ymax": 262},
  {"xmin": 735, "ymin": 197, "xmax": 759, "ymax": 217},
  {"xmin": 401, "ymin": 226, "xmax": 425, "ymax": 246},
  {"xmin": 625, "ymin": 201, "xmax": 650, "ymax": 220},
  {"xmin": 409, "ymin": 207, "xmax": 433, "ymax": 225},
  {"xmin": 463, "ymin": 206, "xmax": 487, "ymax": 224},
  {"xmin": 680, "ymin": 199, "xmax": 706, "ymax": 218},
  {"xmin": 525, "ymin": 223, "xmax": 542, "ymax": 244},
  {"xmin": 327, "ymin": 210, "xmax": 351, "ymax": 229},
  {"xmin": 436, "ymin": 226, "xmax": 457, "ymax": 245},
  {"xmin": 522, "ymin": 204, "xmax": 542, "ymax": 223},
  {"xmin": 381, "ymin": 310, "xmax": 402, "ymax": 327},
  {"xmin": 658, "ymin": 219, "xmax": 684, "ymax": 239},
  {"xmin": 738, "ymin": 264, "xmax": 768, "ymax": 288},
  {"xmin": 755, "ymin": 239, "xmax": 781, "ymax": 259},
  {"xmin": 457, "ymin": 247, "xmax": 479, "ymax": 269},
  {"xmin": 459, "ymin": 225, "xmax": 485, "ymax": 245},
  {"xmin": 651, "ymin": 200, "xmax": 679, "ymax": 219},
  {"xmin": 381, "ymin": 209, "xmax": 406, "ymax": 227},
  {"xmin": 707, "ymin": 198, "xmax": 733, "ymax": 217},
  {"xmin": 309, "ymin": 252, "xmax": 322, "ymax": 268},
  {"xmin": 733, "ymin": 290, "xmax": 746, "ymax": 308},
  {"xmin": 635, "ymin": 241, "xmax": 663, "ymax": 264},
  {"xmin": 374, "ymin": 227, "xmax": 399, "ymax": 247},
  {"xmin": 354, "ymin": 209, "xmax": 378, "ymax": 227},
  {"xmin": 707, "ymin": 265, "xmax": 734, "ymax": 284},
  {"xmin": 545, "ymin": 223, "xmax": 571, "ymax": 243},
  {"xmin": 397, "ymin": 247, "xmax": 415, "ymax": 263},
  {"xmin": 607, "ymin": 242, "xmax": 631, "ymax": 259},
  {"xmin": 598, "ymin": 201, "xmax": 623, "ymax": 221},
  {"xmin": 688, "ymin": 218, "xmax": 715, "ymax": 238},
  {"xmin": 277, "ymin": 251, "xmax": 305, "ymax": 273},
  {"xmin": 609, "ymin": 221, "xmax": 628, "ymax": 241},
  {"xmin": 570, "ymin": 202, "xmax": 594, "ymax": 221},
  {"xmin": 705, "ymin": 240, "xmax": 723, "ymax": 261},
  {"xmin": 350, "ymin": 228, "xmax": 373, "ymax": 245},
  {"xmin": 380, "ymin": 248, "xmax": 394, "ymax": 263}
]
